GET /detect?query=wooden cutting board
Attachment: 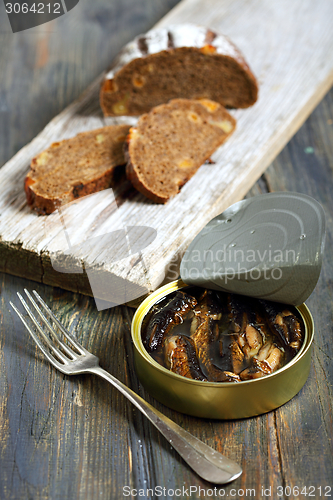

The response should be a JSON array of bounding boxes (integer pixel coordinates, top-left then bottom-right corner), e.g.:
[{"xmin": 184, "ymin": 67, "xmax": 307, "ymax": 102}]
[{"xmin": 1, "ymin": 0, "xmax": 333, "ymax": 307}]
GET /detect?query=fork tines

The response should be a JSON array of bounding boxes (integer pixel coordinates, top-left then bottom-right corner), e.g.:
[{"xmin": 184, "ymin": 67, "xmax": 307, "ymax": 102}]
[{"xmin": 10, "ymin": 289, "xmax": 86, "ymax": 366}]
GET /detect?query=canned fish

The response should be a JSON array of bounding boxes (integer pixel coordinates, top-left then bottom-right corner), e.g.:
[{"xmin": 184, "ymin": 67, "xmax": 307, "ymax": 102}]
[{"xmin": 131, "ymin": 279, "xmax": 314, "ymax": 419}]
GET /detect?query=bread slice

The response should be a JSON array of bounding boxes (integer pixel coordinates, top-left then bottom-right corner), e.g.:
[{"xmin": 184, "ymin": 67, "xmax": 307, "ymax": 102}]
[
  {"xmin": 125, "ymin": 98, "xmax": 236, "ymax": 203},
  {"xmin": 25, "ymin": 124, "xmax": 130, "ymax": 214},
  {"xmin": 100, "ymin": 24, "xmax": 258, "ymax": 117}
]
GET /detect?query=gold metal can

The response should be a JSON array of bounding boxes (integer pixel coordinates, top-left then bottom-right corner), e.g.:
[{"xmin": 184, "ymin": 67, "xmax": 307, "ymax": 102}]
[{"xmin": 131, "ymin": 279, "xmax": 314, "ymax": 419}]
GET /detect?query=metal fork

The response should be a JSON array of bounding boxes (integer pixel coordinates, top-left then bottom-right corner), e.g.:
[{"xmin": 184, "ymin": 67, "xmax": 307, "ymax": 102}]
[{"xmin": 10, "ymin": 289, "xmax": 242, "ymax": 485}]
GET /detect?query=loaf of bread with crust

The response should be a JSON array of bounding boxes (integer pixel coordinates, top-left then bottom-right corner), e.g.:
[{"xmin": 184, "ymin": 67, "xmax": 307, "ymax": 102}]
[
  {"xmin": 125, "ymin": 98, "xmax": 236, "ymax": 203},
  {"xmin": 25, "ymin": 124, "xmax": 130, "ymax": 214},
  {"xmin": 100, "ymin": 24, "xmax": 258, "ymax": 117}
]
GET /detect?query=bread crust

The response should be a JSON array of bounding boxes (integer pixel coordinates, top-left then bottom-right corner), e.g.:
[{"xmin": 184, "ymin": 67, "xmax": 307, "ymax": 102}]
[{"xmin": 25, "ymin": 170, "xmax": 117, "ymax": 215}]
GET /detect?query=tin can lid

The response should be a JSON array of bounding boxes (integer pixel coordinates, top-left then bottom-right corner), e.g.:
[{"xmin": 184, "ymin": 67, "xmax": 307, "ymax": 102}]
[{"xmin": 180, "ymin": 192, "xmax": 326, "ymax": 305}]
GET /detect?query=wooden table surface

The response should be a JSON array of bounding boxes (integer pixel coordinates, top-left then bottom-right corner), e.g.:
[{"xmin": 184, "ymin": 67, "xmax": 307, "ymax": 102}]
[{"xmin": 0, "ymin": 1, "xmax": 332, "ymax": 499}]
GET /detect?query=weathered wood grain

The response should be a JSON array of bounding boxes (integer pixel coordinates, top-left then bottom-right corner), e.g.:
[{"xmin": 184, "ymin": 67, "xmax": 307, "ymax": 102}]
[
  {"xmin": 261, "ymin": 93, "xmax": 333, "ymax": 490},
  {"xmin": 0, "ymin": 0, "xmax": 333, "ymax": 306},
  {"xmin": 0, "ymin": 1, "xmax": 332, "ymax": 499}
]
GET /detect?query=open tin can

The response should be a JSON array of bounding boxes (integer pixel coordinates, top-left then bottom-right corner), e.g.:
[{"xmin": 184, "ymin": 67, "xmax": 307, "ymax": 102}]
[
  {"xmin": 131, "ymin": 193, "xmax": 325, "ymax": 419},
  {"xmin": 131, "ymin": 279, "xmax": 313, "ymax": 419}
]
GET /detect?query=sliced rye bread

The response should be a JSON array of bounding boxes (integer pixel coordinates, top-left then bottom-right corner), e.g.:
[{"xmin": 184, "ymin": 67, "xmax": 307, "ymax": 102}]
[
  {"xmin": 100, "ymin": 24, "xmax": 258, "ymax": 117},
  {"xmin": 125, "ymin": 98, "xmax": 236, "ymax": 203},
  {"xmin": 25, "ymin": 124, "xmax": 130, "ymax": 215}
]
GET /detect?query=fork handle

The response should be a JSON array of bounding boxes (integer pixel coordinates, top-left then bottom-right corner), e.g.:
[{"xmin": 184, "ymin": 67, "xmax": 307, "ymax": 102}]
[{"xmin": 88, "ymin": 366, "xmax": 241, "ymax": 484}]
